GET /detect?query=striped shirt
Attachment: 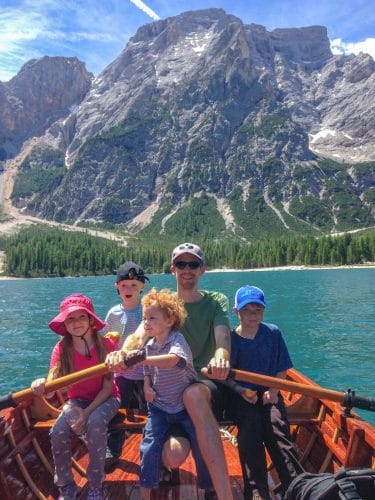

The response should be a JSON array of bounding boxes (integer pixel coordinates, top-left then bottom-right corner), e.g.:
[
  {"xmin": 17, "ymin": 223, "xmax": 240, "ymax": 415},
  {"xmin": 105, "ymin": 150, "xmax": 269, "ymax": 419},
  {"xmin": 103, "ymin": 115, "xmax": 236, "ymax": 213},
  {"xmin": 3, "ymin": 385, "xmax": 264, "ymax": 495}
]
[
  {"xmin": 145, "ymin": 330, "xmax": 197, "ymax": 413},
  {"xmin": 104, "ymin": 303, "xmax": 143, "ymax": 380}
]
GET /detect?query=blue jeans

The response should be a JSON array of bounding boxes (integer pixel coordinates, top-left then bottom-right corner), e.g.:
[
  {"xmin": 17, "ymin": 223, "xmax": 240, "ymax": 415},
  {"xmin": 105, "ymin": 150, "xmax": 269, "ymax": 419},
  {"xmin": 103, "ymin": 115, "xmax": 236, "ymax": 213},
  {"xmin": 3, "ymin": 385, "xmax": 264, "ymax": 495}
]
[{"xmin": 140, "ymin": 405, "xmax": 212, "ymax": 489}]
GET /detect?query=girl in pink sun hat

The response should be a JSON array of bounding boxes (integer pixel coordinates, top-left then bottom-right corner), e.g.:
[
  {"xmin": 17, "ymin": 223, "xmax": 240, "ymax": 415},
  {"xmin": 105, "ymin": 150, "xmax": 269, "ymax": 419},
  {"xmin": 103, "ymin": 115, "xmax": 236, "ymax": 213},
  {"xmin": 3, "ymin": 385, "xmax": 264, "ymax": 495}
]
[{"xmin": 31, "ymin": 294, "xmax": 120, "ymax": 500}]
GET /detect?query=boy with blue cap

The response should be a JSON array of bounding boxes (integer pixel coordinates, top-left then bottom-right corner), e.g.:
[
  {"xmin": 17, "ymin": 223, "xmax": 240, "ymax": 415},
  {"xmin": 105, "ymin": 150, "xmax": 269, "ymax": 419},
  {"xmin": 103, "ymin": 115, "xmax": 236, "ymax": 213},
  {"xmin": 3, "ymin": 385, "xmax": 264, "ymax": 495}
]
[{"xmin": 229, "ymin": 285, "xmax": 303, "ymax": 500}]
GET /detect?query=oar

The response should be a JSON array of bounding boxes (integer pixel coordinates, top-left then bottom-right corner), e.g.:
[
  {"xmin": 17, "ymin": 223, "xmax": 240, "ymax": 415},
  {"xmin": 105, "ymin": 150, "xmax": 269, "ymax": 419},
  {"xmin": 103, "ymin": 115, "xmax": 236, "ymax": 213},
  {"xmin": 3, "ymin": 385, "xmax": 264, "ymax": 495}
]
[
  {"xmin": 227, "ymin": 368, "xmax": 375, "ymax": 413},
  {"xmin": 0, "ymin": 348, "xmax": 147, "ymax": 411},
  {"xmin": 0, "ymin": 363, "xmax": 108, "ymax": 411}
]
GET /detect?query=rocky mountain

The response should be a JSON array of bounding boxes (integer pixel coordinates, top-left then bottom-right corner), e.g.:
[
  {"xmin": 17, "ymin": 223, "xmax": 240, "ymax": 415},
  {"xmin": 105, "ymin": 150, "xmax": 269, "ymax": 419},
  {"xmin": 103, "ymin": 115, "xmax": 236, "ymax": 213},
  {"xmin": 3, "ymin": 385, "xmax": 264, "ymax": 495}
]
[
  {"xmin": 0, "ymin": 56, "xmax": 92, "ymax": 160},
  {"xmin": 2, "ymin": 8, "xmax": 374, "ymax": 240}
]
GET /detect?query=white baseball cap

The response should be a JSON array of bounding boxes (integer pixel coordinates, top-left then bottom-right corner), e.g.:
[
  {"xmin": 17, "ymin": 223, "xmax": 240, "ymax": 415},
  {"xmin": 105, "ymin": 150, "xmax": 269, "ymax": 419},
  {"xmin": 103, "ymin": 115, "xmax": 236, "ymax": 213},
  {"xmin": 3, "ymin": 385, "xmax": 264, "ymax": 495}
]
[{"xmin": 171, "ymin": 242, "xmax": 204, "ymax": 263}]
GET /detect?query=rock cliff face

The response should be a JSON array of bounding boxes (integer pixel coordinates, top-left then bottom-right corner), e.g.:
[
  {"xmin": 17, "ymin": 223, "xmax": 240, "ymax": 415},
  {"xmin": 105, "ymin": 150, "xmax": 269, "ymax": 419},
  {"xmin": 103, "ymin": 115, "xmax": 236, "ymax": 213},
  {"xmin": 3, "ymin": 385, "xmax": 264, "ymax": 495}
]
[
  {"xmin": 0, "ymin": 56, "xmax": 92, "ymax": 157},
  {"xmin": 3, "ymin": 9, "xmax": 375, "ymax": 238}
]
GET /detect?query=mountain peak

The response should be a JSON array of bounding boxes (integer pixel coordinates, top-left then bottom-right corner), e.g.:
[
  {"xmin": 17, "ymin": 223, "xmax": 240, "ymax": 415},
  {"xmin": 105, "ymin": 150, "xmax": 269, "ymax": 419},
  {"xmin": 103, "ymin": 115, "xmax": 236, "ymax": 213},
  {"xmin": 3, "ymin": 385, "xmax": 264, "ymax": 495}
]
[
  {"xmin": 1, "ymin": 56, "xmax": 92, "ymax": 156},
  {"xmin": 2, "ymin": 9, "xmax": 374, "ymax": 238},
  {"xmin": 270, "ymin": 25, "xmax": 332, "ymax": 65}
]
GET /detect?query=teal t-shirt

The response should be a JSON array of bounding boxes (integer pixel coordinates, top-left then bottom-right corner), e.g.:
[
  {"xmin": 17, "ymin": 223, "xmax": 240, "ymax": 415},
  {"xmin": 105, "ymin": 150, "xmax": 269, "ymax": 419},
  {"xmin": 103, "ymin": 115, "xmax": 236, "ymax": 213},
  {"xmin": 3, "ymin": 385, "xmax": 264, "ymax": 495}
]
[{"xmin": 182, "ymin": 291, "xmax": 230, "ymax": 378}]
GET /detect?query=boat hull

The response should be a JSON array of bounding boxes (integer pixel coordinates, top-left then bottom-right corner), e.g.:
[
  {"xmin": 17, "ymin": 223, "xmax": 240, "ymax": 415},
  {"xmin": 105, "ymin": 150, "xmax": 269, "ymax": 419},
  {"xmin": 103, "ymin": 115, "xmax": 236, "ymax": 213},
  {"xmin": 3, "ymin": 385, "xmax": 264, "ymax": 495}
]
[{"xmin": 0, "ymin": 369, "xmax": 374, "ymax": 499}]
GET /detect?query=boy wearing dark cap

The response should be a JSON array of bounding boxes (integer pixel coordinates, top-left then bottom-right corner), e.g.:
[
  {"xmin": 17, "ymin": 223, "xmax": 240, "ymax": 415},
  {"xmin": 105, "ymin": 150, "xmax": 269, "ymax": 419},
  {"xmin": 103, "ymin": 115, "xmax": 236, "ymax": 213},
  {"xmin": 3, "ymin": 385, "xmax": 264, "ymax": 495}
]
[
  {"xmin": 229, "ymin": 285, "xmax": 303, "ymax": 499},
  {"xmin": 103, "ymin": 261, "xmax": 149, "ymax": 470},
  {"xmin": 106, "ymin": 243, "xmax": 233, "ymax": 500}
]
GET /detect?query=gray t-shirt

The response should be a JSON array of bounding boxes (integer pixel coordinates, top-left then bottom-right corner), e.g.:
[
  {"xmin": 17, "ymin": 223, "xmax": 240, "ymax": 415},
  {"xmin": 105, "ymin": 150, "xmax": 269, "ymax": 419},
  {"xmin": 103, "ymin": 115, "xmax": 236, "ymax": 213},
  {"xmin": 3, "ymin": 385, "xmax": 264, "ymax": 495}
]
[
  {"xmin": 104, "ymin": 303, "xmax": 143, "ymax": 380},
  {"xmin": 145, "ymin": 330, "xmax": 197, "ymax": 413}
]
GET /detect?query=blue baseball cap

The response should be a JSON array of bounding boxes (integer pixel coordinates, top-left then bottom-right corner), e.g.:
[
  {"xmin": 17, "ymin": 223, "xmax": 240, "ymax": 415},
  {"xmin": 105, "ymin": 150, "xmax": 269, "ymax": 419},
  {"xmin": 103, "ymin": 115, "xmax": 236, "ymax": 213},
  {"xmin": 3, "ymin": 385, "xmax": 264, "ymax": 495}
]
[{"xmin": 234, "ymin": 285, "xmax": 266, "ymax": 310}]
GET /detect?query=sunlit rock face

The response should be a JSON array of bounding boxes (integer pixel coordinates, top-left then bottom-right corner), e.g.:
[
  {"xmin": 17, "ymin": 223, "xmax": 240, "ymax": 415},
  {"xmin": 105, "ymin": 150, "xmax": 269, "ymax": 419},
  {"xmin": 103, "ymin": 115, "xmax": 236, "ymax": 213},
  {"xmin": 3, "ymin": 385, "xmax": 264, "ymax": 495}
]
[
  {"xmin": 3, "ymin": 9, "xmax": 374, "ymax": 233},
  {"xmin": 0, "ymin": 56, "xmax": 92, "ymax": 157}
]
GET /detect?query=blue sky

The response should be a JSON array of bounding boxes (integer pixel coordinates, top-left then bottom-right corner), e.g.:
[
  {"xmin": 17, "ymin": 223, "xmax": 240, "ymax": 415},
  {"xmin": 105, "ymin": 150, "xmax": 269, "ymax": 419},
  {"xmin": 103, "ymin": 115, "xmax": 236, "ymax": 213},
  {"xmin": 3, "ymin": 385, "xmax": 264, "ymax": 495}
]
[{"xmin": 0, "ymin": 0, "xmax": 374, "ymax": 82}]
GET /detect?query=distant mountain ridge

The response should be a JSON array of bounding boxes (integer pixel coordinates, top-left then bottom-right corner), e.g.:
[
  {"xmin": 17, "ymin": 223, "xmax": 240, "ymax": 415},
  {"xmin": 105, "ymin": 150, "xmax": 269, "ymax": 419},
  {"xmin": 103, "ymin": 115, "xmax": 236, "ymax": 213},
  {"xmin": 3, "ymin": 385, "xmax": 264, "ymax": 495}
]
[{"xmin": 1, "ymin": 8, "xmax": 374, "ymax": 241}]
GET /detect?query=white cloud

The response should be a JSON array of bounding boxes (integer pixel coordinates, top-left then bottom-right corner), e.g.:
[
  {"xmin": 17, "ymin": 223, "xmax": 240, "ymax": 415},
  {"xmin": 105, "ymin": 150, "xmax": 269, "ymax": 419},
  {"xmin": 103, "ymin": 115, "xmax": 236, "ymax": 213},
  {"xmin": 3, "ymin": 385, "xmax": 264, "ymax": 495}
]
[
  {"xmin": 129, "ymin": 0, "xmax": 160, "ymax": 21},
  {"xmin": 0, "ymin": 8, "xmax": 47, "ymax": 80},
  {"xmin": 0, "ymin": 2, "xmax": 126, "ymax": 81},
  {"xmin": 330, "ymin": 38, "xmax": 375, "ymax": 60}
]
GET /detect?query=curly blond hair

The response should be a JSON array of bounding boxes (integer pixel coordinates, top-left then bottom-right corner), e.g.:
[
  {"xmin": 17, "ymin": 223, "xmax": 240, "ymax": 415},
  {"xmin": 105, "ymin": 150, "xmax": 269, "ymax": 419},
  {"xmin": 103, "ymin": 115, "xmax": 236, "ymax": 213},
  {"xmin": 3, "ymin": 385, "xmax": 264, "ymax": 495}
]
[{"xmin": 141, "ymin": 288, "xmax": 187, "ymax": 331}]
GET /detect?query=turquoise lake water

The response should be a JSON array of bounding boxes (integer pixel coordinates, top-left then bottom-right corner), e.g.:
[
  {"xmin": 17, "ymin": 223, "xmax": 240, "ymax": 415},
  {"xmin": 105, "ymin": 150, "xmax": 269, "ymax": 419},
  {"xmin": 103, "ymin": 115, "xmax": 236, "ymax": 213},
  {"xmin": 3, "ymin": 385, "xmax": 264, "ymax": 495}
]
[{"xmin": 0, "ymin": 268, "xmax": 374, "ymax": 424}]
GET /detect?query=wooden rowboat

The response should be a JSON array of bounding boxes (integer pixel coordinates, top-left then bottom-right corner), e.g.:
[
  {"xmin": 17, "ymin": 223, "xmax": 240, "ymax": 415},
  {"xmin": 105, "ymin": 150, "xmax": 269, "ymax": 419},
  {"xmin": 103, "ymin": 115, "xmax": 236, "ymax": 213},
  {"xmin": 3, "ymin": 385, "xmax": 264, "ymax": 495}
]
[{"xmin": 0, "ymin": 368, "xmax": 374, "ymax": 499}]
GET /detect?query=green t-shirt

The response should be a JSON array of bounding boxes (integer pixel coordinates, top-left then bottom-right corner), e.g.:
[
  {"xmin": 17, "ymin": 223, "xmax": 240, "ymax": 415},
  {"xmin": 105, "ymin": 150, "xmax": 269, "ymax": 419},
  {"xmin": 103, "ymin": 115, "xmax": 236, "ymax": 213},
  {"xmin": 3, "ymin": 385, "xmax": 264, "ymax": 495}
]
[{"xmin": 181, "ymin": 291, "xmax": 230, "ymax": 379}]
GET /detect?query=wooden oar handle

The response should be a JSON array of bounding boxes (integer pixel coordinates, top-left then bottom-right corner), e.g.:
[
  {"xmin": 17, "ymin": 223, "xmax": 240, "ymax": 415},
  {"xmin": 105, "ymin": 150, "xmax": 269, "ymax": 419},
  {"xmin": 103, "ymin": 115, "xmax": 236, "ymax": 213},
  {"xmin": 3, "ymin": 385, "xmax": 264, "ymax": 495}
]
[
  {"xmin": 45, "ymin": 363, "xmax": 108, "ymax": 392},
  {"xmin": 228, "ymin": 369, "xmax": 375, "ymax": 412},
  {"xmin": 228, "ymin": 368, "xmax": 345, "ymax": 403},
  {"xmin": 0, "ymin": 363, "xmax": 109, "ymax": 409},
  {"xmin": 0, "ymin": 350, "xmax": 147, "ymax": 411}
]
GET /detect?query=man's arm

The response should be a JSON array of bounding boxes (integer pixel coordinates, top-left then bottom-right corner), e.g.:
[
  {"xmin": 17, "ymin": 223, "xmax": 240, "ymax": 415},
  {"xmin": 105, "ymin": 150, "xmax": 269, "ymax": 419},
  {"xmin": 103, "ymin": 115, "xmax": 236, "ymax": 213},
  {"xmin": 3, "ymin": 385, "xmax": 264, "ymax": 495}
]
[
  {"xmin": 213, "ymin": 324, "xmax": 231, "ymax": 360},
  {"xmin": 209, "ymin": 292, "xmax": 231, "ymax": 377},
  {"xmin": 201, "ymin": 324, "xmax": 231, "ymax": 380}
]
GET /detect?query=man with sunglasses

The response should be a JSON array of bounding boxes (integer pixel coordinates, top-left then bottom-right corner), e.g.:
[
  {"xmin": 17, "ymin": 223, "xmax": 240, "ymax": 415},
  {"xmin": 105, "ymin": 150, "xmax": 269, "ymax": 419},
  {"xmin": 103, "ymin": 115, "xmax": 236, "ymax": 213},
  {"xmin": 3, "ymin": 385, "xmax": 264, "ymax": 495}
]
[
  {"xmin": 105, "ymin": 243, "xmax": 233, "ymax": 500},
  {"xmin": 167, "ymin": 243, "xmax": 233, "ymax": 500}
]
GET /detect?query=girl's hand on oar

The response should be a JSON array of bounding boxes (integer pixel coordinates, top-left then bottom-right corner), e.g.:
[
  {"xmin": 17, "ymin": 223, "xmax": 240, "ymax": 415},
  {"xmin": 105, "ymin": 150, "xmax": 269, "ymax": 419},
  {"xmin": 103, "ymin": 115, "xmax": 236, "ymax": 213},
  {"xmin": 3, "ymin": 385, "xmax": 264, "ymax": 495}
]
[{"xmin": 31, "ymin": 378, "xmax": 46, "ymax": 396}]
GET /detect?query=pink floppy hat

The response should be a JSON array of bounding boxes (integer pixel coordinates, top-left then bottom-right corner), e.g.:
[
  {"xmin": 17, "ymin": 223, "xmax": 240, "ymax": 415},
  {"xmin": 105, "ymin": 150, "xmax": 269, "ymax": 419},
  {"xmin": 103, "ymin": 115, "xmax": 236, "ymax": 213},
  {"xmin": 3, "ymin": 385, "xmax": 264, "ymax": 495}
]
[{"xmin": 49, "ymin": 294, "xmax": 105, "ymax": 335}]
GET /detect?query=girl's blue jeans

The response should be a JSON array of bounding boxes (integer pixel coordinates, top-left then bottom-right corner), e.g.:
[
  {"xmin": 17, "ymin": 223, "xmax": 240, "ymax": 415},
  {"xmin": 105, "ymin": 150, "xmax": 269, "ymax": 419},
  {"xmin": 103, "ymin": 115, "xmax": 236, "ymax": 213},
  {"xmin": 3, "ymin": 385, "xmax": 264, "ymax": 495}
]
[{"xmin": 140, "ymin": 405, "xmax": 212, "ymax": 489}]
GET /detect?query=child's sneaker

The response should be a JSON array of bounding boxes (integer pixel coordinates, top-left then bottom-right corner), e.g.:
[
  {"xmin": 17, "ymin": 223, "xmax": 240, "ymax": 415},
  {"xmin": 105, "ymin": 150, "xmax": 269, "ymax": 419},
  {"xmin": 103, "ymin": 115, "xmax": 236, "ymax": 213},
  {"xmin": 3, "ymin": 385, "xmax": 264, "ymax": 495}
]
[
  {"xmin": 58, "ymin": 481, "xmax": 78, "ymax": 500},
  {"xmin": 87, "ymin": 485, "xmax": 104, "ymax": 500}
]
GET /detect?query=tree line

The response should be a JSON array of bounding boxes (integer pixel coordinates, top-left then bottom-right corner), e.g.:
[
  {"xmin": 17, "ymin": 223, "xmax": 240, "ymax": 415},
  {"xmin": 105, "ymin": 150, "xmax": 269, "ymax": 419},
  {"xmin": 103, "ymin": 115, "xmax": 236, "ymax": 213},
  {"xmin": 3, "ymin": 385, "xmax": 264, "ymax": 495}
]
[{"xmin": 1, "ymin": 226, "xmax": 374, "ymax": 278}]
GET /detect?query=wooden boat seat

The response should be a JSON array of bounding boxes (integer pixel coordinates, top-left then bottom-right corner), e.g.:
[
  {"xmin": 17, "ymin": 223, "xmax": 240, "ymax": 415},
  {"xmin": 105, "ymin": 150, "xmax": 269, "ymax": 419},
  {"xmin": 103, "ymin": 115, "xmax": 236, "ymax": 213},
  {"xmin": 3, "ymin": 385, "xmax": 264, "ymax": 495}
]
[
  {"xmin": 29, "ymin": 393, "xmax": 148, "ymax": 432},
  {"xmin": 30, "ymin": 387, "xmax": 322, "ymax": 437},
  {"xmin": 33, "ymin": 408, "xmax": 148, "ymax": 432}
]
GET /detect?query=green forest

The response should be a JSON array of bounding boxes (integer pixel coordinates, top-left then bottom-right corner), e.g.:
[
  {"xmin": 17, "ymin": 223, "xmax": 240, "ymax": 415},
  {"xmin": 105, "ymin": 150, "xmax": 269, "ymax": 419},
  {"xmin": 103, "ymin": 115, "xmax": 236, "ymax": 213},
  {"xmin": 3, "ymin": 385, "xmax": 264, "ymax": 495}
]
[{"xmin": 0, "ymin": 226, "xmax": 374, "ymax": 278}]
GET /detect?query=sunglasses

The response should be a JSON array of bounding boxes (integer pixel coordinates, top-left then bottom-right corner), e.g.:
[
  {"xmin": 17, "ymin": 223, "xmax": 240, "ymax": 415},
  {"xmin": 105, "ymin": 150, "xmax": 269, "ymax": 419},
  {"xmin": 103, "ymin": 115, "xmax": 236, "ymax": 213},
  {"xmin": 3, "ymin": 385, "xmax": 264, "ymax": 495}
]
[{"xmin": 174, "ymin": 261, "xmax": 201, "ymax": 270}]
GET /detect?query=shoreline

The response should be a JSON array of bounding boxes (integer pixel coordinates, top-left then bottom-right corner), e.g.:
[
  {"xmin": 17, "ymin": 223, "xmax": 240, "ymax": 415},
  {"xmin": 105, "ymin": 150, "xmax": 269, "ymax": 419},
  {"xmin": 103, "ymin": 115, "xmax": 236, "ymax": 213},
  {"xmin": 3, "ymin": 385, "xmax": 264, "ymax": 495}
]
[
  {"xmin": 0, "ymin": 263, "xmax": 374, "ymax": 280},
  {"xmin": 207, "ymin": 264, "xmax": 375, "ymax": 273}
]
